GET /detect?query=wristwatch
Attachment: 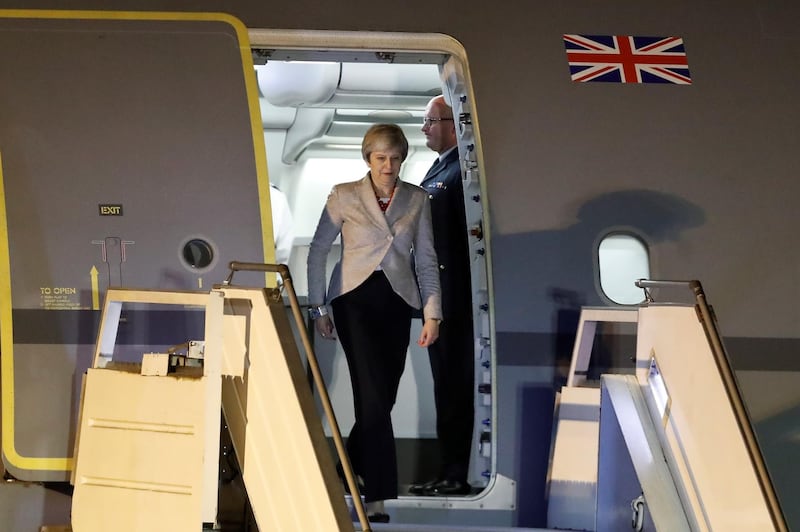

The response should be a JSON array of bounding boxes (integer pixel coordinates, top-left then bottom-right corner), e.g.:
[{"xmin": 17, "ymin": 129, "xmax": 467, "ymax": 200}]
[{"xmin": 308, "ymin": 305, "xmax": 328, "ymax": 320}]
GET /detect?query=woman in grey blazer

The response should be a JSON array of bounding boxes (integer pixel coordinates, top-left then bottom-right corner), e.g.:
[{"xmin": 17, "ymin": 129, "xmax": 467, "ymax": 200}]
[{"xmin": 307, "ymin": 124, "xmax": 442, "ymax": 522}]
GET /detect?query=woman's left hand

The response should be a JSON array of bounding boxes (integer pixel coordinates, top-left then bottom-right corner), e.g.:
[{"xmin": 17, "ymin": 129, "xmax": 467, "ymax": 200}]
[
  {"xmin": 417, "ymin": 318, "xmax": 440, "ymax": 347},
  {"xmin": 315, "ymin": 314, "xmax": 336, "ymax": 340}
]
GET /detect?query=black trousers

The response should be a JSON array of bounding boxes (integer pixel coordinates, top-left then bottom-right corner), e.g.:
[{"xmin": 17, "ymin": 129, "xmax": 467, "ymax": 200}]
[
  {"xmin": 331, "ymin": 271, "xmax": 411, "ymax": 502},
  {"xmin": 428, "ymin": 312, "xmax": 475, "ymax": 482}
]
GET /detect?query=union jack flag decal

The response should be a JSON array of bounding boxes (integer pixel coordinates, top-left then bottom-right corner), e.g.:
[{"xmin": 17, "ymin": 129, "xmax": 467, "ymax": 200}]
[{"xmin": 564, "ymin": 34, "xmax": 692, "ymax": 84}]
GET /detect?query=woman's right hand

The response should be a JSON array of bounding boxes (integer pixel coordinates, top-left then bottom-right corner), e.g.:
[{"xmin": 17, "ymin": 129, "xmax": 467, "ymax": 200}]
[{"xmin": 315, "ymin": 314, "xmax": 336, "ymax": 340}]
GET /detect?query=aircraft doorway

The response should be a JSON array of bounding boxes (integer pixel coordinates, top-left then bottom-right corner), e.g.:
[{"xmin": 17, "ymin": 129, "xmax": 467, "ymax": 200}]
[{"xmin": 246, "ymin": 29, "xmax": 509, "ymax": 510}]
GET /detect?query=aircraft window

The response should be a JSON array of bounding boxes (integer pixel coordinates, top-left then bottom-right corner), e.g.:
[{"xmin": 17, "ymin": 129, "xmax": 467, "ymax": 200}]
[
  {"xmin": 597, "ymin": 233, "xmax": 650, "ymax": 304},
  {"xmin": 181, "ymin": 238, "xmax": 214, "ymax": 270}
]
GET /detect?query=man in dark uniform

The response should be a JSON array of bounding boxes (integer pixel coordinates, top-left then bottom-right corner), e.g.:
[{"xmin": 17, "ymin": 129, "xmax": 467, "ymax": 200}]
[{"xmin": 409, "ymin": 95, "xmax": 474, "ymax": 496}]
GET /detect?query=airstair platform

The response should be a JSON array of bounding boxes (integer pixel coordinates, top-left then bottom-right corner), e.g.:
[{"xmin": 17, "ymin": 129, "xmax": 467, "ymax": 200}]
[{"xmin": 70, "ymin": 278, "xmax": 353, "ymax": 531}]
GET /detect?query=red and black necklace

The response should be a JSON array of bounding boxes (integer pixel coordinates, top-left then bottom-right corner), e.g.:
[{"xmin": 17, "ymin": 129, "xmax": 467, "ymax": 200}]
[
  {"xmin": 372, "ymin": 177, "xmax": 397, "ymax": 212},
  {"xmin": 376, "ymin": 187, "xmax": 395, "ymax": 212}
]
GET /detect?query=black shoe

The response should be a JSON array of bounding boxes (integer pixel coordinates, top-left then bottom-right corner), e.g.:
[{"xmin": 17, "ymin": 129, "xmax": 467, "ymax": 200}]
[
  {"xmin": 424, "ymin": 479, "xmax": 472, "ymax": 496},
  {"xmin": 408, "ymin": 478, "xmax": 438, "ymax": 495},
  {"xmin": 367, "ymin": 512, "xmax": 390, "ymax": 523}
]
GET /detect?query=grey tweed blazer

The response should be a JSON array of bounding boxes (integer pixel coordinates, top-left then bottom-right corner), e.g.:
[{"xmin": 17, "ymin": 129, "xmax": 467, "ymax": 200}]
[{"xmin": 307, "ymin": 174, "xmax": 442, "ymax": 321}]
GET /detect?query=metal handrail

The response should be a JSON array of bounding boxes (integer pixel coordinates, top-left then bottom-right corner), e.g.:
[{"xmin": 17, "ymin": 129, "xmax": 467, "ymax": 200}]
[
  {"xmin": 635, "ymin": 278, "xmax": 696, "ymax": 303},
  {"xmin": 225, "ymin": 261, "xmax": 371, "ymax": 532}
]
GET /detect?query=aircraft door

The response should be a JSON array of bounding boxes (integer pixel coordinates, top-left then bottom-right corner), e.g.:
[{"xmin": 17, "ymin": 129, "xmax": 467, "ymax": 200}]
[{"xmin": 0, "ymin": 12, "xmax": 271, "ymax": 481}]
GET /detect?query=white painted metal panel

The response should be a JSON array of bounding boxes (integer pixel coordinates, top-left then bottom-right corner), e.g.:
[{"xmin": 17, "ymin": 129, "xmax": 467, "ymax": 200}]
[
  {"xmin": 636, "ymin": 305, "xmax": 774, "ymax": 531},
  {"xmin": 72, "ymin": 369, "xmax": 206, "ymax": 532},
  {"xmin": 218, "ymin": 286, "xmax": 354, "ymax": 532}
]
